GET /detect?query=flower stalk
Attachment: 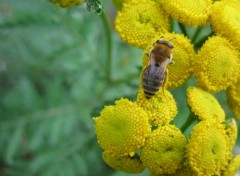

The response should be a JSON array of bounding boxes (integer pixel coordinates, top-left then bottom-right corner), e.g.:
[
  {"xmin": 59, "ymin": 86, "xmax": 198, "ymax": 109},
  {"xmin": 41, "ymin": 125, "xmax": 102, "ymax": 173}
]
[
  {"xmin": 100, "ymin": 13, "xmax": 112, "ymax": 83},
  {"xmin": 180, "ymin": 111, "xmax": 197, "ymax": 133}
]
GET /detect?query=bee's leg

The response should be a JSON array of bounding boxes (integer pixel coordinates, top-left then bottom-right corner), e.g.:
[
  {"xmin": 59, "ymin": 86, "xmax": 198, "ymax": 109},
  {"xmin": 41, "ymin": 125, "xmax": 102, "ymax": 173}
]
[
  {"xmin": 162, "ymin": 70, "xmax": 168, "ymax": 96},
  {"xmin": 144, "ymin": 51, "xmax": 150, "ymax": 57}
]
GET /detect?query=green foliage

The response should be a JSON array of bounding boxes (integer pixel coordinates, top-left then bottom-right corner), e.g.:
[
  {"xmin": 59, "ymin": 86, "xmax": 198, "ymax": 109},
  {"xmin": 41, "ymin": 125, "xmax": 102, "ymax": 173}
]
[
  {"xmin": 0, "ymin": 0, "xmax": 141, "ymax": 175},
  {"xmin": 0, "ymin": 1, "xmax": 239, "ymax": 176}
]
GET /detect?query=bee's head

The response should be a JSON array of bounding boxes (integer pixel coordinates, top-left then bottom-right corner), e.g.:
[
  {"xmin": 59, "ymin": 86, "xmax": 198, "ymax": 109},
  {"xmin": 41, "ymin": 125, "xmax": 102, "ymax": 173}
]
[{"xmin": 153, "ymin": 36, "xmax": 175, "ymax": 49}]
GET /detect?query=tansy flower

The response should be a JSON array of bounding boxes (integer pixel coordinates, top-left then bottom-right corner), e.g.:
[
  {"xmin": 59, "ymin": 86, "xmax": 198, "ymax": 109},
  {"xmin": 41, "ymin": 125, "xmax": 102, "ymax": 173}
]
[
  {"xmin": 187, "ymin": 119, "xmax": 230, "ymax": 176},
  {"xmin": 225, "ymin": 118, "xmax": 238, "ymax": 152},
  {"xmin": 111, "ymin": 0, "xmax": 128, "ymax": 10},
  {"xmin": 102, "ymin": 151, "xmax": 144, "ymax": 173},
  {"xmin": 223, "ymin": 155, "xmax": 240, "ymax": 176},
  {"xmin": 187, "ymin": 86, "xmax": 225, "ymax": 121},
  {"xmin": 227, "ymin": 78, "xmax": 240, "ymax": 119},
  {"xmin": 141, "ymin": 125, "xmax": 187, "ymax": 175},
  {"xmin": 170, "ymin": 168, "xmax": 195, "ymax": 176},
  {"xmin": 210, "ymin": 0, "xmax": 240, "ymax": 48},
  {"xmin": 194, "ymin": 36, "xmax": 240, "ymax": 92},
  {"xmin": 136, "ymin": 87, "xmax": 177, "ymax": 125},
  {"xmin": 50, "ymin": 0, "xmax": 84, "ymax": 7},
  {"xmin": 93, "ymin": 98, "xmax": 151, "ymax": 156},
  {"xmin": 150, "ymin": 168, "xmax": 195, "ymax": 176},
  {"xmin": 159, "ymin": 0, "xmax": 212, "ymax": 26},
  {"xmin": 115, "ymin": 0, "xmax": 170, "ymax": 48},
  {"xmin": 143, "ymin": 33, "xmax": 196, "ymax": 88}
]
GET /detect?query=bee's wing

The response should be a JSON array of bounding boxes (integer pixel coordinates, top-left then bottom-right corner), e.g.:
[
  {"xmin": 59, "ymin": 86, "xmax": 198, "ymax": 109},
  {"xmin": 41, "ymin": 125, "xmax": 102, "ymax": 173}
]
[
  {"xmin": 149, "ymin": 57, "xmax": 170, "ymax": 76},
  {"xmin": 158, "ymin": 57, "xmax": 171, "ymax": 70}
]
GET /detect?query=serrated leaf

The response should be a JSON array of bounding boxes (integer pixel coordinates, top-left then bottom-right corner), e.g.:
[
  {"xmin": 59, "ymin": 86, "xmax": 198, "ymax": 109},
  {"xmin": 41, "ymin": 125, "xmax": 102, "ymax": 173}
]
[
  {"xmin": 71, "ymin": 154, "xmax": 88, "ymax": 176},
  {"xmin": 28, "ymin": 149, "xmax": 59, "ymax": 173},
  {"xmin": 48, "ymin": 116, "xmax": 65, "ymax": 146},
  {"xmin": 28, "ymin": 121, "xmax": 50, "ymax": 150},
  {"xmin": 5, "ymin": 122, "xmax": 24, "ymax": 164},
  {"xmin": 60, "ymin": 159, "xmax": 76, "ymax": 176}
]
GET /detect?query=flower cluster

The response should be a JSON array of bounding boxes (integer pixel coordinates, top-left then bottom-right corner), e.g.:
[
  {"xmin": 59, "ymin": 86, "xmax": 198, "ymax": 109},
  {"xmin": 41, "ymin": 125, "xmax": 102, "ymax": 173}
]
[
  {"xmin": 94, "ymin": 90, "xmax": 238, "ymax": 175},
  {"xmin": 114, "ymin": 0, "xmax": 240, "ymax": 117},
  {"xmin": 94, "ymin": 96, "xmax": 186, "ymax": 174},
  {"xmin": 94, "ymin": 0, "xmax": 240, "ymax": 175}
]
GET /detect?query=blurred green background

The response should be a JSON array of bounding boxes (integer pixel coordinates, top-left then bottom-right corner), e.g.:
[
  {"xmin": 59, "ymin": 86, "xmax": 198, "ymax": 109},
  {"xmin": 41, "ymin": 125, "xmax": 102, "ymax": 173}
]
[
  {"xmin": 0, "ymin": 0, "xmax": 143, "ymax": 175},
  {"xmin": 0, "ymin": 0, "xmax": 239, "ymax": 176}
]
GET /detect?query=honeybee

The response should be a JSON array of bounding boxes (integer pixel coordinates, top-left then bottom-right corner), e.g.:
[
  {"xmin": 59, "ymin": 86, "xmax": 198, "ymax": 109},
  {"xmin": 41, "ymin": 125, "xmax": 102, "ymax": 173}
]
[{"xmin": 142, "ymin": 37, "xmax": 175, "ymax": 99}]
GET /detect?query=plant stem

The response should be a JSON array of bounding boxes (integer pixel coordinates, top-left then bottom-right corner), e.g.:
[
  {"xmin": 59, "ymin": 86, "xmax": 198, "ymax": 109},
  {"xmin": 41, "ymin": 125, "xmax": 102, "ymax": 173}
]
[
  {"xmin": 178, "ymin": 22, "xmax": 188, "ymax": 37},
  {"xmin": 100, "ymin": 13, "xmax": 112, "ymax": 83},
  {"xmin": 180, "ymin": 112, "xmax": 197, "ymax": 133}
]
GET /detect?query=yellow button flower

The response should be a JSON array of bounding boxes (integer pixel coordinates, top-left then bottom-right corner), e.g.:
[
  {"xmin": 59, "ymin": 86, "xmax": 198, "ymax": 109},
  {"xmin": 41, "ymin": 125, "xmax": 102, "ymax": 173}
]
[
  {"xmin": 115, "ymin": 0, "xmax": 170, "ymax": 48},
  {"xmin": 150, "ymin": 168, "xmax": 196, "ymax": 176},
  {"xmin": 227, "ymin": 78, "xmax": 240, "ymax": 119},
  {"xmin": 143, "ymin": 33, "xmax": 196, "ymax": 89},
  {"xmin": 112, "ymin": 0, "xmax": 127, "ymax": 10},
  {"xmin": 159, "ymin": 0, "xmax": 212, "ymax": 26},
  {"xmin": 194, "ymin": 36, "xmax": 240, "ymax": 92},
  {"xmin": 223, "ymin": 155, "xmax": 240, "ymax": 176},
  {"xmin": 187, "ymin": 86, "xmax": 225, "ymax": 121},
  {"xmin": 50, "ymin": 0, "xmax": 84, "ymax": 8},
  {"xmin": 102, "ymin": 151, "xmax": 144, "ymax": 174},
  {"xmin": 225, "ymin": 118, "xmax": 238, "ymax": 152},
  {"xmin": 136, "ymin": 87, "xmax": 177, "ymax": 125},
  {"xmin": 141, "ymin": 125, "xmax": 187, "ymax": 175},
  {"xmin": 93, "ymin": 98, "xmax": 151, "ymax": 156},
  {"xmin": 210, "ymin": 0, "xmax": 240, "ymax": 48},
  {"xmin": 187, "ymin": 119, "xmax": 229, "ymax": 176}
]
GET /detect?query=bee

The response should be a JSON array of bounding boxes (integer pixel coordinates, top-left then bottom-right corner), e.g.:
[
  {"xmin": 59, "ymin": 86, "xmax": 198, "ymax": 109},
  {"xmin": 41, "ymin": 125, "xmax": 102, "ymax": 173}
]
[{"xmin": 142, "ymin": 37, "xmax": 175, "ymax": 99}]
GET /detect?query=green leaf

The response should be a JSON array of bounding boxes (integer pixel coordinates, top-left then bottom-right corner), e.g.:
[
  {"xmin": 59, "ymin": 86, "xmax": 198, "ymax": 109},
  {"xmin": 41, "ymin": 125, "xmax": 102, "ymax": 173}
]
[{"xmin": 5, "ymin": 122, "xmax": 24, "ymax": 163}]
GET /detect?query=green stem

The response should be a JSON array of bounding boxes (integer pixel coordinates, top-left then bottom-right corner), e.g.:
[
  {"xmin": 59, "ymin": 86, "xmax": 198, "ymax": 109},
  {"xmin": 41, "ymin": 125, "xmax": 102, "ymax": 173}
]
[
  {"xmin": 192, "ymin": 27, "xmax": 203, "ymax": 44},
  {"xmin": 178, "ymin": 22, "xmax": 188, "ymax": 37},
  {"xmin": 100, "ymin": 13, "xmax": 112, "ymax": 83},
  {"xmin": 180, "ymin": 112, "xmax": 197, "ymax": 133}
]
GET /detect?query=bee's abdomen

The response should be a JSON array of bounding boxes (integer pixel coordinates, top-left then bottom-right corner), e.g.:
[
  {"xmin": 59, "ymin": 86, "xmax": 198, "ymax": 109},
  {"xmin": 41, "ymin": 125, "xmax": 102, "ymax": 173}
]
[{"xmin": 142, "ymin": 74, "xmax": 164, "ymax": 99}]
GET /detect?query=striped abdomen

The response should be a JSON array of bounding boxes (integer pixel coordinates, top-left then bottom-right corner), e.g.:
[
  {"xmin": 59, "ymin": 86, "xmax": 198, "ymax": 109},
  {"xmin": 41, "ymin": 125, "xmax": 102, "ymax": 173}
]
[{"xmin": 142, "ymin": 64, "xmax": 166, "ymax": 99}]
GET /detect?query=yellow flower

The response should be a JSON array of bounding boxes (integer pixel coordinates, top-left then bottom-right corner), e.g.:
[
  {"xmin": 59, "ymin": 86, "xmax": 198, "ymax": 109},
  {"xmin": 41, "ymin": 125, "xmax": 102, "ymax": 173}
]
[
  {"xmin": 136, "ymin": 87, "xmax": 177, "ymax": 125},
  {"xmin": 194, "ymin": 36, "xmax": 240, "ymax": 92},
  {"xmin": 111, "ymin": 0, "xmax": 128, "ymax": 10},
  {"xmin": 187, "ymin": 86, "xmax": 225, "ymax": 121},
  {"xmin": 150, "ymin": 167, "xmax": 196, "ymax": 176},
  {"xmin": 227, "ymin": 78, "xmax": 240, "ymax": 119},
  {"xmin": 172, "ymin": 168, "xmax": 196, "ymax": 176},
  {"xmin": 143, "ymin": 33, "xmax": 196, "ymax": 89},
  {"xmin": 187, "ymin": 119, "xmax": 229, "ymax": 176},
  {"xmin": 159, "ymin": 0, "xmax": 212, "ymax": 26},
  {"xmin": 102, "ymin": 151, "xmax": 144, "ymax": 173},
  {"xmin": 50, "ymin": 0, "xmax": 84, "ymax": 8},
  {"xmin": 223, "ymin": 155, "xmax": 240, "ymax": 176},
  {"xmin": 225, "ymin": 118, "xmax": 238, "ymax": 152},
  {"xmin": 141, "ymin": 125, "xmax": 187, "ymax": 175},
  {"xmin": 93, "ymin": 98, "xmax": 151, "ymax": 156},
  {"xmin": 210, "ymin": 0, "xmax": 240, "ymax": 48},
  {"xmin": 115, "ymin": 0, "xmax": 170, "ymax": 48}
]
